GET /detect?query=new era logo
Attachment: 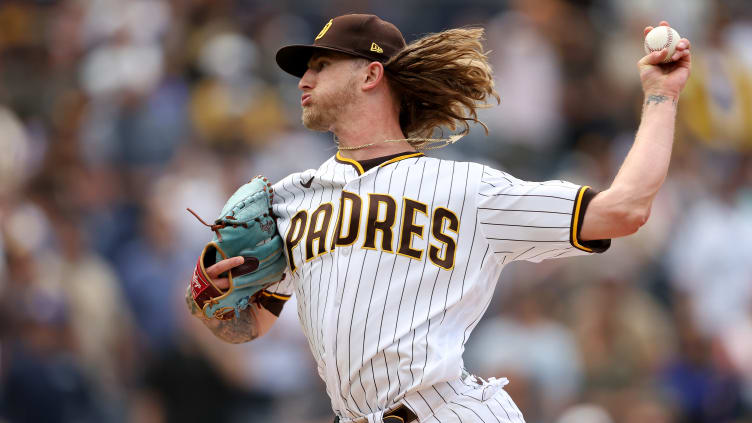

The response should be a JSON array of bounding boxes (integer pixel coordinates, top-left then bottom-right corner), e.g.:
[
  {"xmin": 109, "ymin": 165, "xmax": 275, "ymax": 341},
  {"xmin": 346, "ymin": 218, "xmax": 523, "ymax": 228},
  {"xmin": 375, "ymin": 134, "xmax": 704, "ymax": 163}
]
[{"xmin": 370, "ymin": 42, "xmax": 383, "ymax": 53}]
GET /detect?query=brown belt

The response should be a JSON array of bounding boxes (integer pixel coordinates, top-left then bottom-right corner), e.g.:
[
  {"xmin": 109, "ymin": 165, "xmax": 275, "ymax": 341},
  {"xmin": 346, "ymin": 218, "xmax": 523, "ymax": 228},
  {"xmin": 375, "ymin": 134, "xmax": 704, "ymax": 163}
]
[{"xmin": 333, "ymin": 405, "xmax": 418, "ymax": 423}]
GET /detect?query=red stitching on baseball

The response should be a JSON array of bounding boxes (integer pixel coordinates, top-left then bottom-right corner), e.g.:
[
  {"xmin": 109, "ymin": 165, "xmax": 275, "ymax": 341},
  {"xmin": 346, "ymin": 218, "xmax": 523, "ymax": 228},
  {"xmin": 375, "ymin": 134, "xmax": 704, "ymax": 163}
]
[{"xmin": 645, "ymin": 27, "xmax": 673, "ymax": 53}]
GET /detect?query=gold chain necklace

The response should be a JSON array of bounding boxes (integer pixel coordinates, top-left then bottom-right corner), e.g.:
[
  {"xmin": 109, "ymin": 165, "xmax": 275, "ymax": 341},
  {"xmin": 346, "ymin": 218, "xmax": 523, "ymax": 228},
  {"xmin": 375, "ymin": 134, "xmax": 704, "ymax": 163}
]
[{"xmin": 334, "ymin": 134, "xmax": 464, "ymax": 151}]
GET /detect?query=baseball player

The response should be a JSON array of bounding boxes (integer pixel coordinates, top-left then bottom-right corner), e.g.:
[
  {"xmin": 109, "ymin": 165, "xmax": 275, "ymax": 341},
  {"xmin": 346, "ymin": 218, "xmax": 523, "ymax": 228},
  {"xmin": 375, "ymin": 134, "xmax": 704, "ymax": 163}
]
[{"xmin": 187, "ymin": 14, "xmax": 692, "ymax": 423}]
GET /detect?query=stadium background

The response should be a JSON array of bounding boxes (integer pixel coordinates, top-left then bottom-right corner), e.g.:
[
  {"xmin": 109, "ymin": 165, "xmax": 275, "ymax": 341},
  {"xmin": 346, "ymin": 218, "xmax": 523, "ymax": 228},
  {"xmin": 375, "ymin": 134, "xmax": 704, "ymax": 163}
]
[{"xmin": 0, "ymin": 0, "xmax": 751, "ymax": 422}]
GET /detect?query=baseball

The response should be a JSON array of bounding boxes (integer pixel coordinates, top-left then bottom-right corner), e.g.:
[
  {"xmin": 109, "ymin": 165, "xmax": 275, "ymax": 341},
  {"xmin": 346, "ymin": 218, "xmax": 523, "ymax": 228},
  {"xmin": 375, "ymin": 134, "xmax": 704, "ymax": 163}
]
[{"xmin": 644, "ymin": 26, "xmax": 682, "ymax": 63}]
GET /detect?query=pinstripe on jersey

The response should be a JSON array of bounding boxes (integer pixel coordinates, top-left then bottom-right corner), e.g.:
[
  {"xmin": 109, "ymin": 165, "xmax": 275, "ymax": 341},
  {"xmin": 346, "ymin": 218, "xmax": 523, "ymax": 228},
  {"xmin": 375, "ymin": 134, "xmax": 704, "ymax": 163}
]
[{"xmin": 264, "ymin": 151, "xmax": 608, "ymax": 421}]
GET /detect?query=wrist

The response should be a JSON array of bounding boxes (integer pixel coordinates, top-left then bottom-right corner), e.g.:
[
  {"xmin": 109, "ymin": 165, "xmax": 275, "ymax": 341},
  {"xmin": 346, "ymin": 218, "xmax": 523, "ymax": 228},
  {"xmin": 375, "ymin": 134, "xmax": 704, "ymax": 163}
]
[
  {"xmin": 644, "ymin": 81, "xmax": 680, "ymax": 92},
  {"xmin": 185, "ymin": 284, "xmax": 206, "ymax": 319},
  {"xmin": 643, "ymin": 92, "xmax": 678, "ymax": 107}
]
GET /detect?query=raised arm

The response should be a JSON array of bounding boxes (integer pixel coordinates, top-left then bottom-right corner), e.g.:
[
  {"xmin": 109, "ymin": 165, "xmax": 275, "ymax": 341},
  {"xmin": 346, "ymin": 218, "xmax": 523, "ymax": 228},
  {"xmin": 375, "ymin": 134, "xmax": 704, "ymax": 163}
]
[
  {"xmin": 186, "ymin": 256, "xmax": 281, "ymax": 343},
  {"xmin": 581, "ymin": 21, "xmax": 692, "ymax": 241}
]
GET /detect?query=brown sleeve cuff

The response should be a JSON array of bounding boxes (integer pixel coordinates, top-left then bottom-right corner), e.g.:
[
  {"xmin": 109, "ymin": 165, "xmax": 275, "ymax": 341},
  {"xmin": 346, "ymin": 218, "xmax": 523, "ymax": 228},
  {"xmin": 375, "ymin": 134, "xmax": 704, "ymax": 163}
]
[
  {"xmin": 570, "ymin": 186, "xmax": 611, "ymax": 253},
  {"xmin": 256, "ymin": 290, "xmax": 291, "ymax": 317}
]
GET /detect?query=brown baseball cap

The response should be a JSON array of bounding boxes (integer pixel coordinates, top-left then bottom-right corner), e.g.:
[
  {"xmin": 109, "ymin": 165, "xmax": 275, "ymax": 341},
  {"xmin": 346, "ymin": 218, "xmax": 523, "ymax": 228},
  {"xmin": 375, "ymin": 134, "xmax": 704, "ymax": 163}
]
[{"xmin": 276, "ymin": 14, "xmax": 406, "ymax": 78}]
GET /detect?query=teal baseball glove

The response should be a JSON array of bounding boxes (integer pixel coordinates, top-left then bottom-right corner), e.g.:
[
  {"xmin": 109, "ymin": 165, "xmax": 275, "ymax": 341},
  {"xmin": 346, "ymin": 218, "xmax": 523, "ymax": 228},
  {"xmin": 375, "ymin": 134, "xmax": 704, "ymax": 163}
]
[{"xmin": 188, "ymin": 176, "xmax": 287, "ymax": 320}]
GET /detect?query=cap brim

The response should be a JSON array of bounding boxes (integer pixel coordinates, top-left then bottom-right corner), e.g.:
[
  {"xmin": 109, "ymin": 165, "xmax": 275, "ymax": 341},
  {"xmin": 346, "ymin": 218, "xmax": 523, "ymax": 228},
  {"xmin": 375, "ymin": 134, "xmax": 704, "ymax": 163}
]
[{"xmin": 275, "ymin": 44, "xmax": 373, "ymax": 78}]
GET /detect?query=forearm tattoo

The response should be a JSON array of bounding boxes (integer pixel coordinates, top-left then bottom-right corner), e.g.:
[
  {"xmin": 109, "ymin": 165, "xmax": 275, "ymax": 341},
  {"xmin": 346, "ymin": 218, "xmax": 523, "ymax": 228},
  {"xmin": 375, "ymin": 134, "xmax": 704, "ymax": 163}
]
[
  {"xmin": 185, "ymin": 287, "xmax": 260, "ymax": 343},
  {"xmin": 201, "ymin": 307, "xmax": 260, "ymax": 343},
  {"xmin": 645, "ymin": 94, "xmax": 676, "ymax": 106}
]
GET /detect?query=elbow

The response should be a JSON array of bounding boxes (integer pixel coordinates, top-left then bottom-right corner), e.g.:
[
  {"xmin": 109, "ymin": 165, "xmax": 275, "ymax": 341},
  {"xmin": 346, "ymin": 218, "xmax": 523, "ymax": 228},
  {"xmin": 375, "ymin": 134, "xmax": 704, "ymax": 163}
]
[
  {"xmin": 613, "ymin": 205, "xmax": 651, "ymax": 236},
  {"xmin": 582, "ymin": 190, "xmax": 652, "ymax": 240}
]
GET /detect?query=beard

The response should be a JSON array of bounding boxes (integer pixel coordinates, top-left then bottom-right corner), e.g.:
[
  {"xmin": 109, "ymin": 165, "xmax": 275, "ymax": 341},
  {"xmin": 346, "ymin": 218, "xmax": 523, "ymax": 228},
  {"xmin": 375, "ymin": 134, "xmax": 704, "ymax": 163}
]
[{"xmin": 301, "ymin": 77, "xmax": 357, "ymax": 131}]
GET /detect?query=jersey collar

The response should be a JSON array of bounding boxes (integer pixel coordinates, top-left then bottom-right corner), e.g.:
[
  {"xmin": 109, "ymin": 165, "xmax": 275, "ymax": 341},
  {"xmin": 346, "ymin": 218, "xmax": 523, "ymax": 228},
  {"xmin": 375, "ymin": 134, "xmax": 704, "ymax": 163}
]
[{"xmin": 334, "ymin": 151, "xmax": 424, "ymax": 176}]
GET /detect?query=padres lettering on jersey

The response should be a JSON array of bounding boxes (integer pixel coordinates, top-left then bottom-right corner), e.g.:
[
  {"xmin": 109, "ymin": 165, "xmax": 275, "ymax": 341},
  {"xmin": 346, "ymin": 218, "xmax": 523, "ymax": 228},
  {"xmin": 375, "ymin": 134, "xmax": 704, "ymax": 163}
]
[
  {"xmin": 284, "ymin": 191, "xmax": 459, "ymax": 273},
  {"xmin": 266, "ymin": 151, "xmax": 609, "ymax": 420}
]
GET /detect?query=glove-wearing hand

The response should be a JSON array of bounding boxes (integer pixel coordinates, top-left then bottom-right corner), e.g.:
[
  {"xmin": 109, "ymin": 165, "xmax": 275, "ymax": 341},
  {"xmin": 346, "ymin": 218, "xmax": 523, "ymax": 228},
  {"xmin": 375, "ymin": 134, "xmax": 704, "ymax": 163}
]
[{"xmin": 188, "ymin": 176, "xmax": 287, "ymax": 320}]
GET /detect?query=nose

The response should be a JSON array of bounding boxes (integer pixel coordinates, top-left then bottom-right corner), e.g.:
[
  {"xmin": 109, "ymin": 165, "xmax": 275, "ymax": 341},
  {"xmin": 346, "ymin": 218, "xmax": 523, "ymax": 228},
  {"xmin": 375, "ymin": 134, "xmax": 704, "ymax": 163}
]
[{"xmin": 298, "ymin": 69, "xmax": 314, "ymax": 91}]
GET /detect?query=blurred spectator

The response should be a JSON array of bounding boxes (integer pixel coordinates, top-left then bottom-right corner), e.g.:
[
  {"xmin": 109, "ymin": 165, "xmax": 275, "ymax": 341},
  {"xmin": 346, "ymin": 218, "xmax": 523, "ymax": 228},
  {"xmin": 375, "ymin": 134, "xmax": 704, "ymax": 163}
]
[
  {"xmin": 80, "ymin": 33, "xmax": 164, "ymax": 100},
  {"xmin": 678, "ymin": 5, "xmax": 752, "ymax": 152},
  {"xmin": 189, "ymin": 29, "xmax": 287, "ymax": 148},
  {"xmin": 230, "ymin": 299, "xmax": 333, "ymax": 422},
  {"xmin": 0, "ymin": 291, "xmax": 104, "ymax": 423},
  {"xmin": 660, "ymin": 296, "xmax": 746, "ymax": 422},
  {"xmin": 0, "ymin": 197, "xmax": 133, "ymax": 420},
  {"xmin": 569, "ymin": 278, "xmax": 677, "ymax": 390},
  {"xmin": 38, "ymin": 215, "xmax": 135, "ymax": 396},
  {"xmin": 719, "ymin": 308, "xmax": 752, "ymax": 407},
  {"xmin": 132, "ymin": 336, "xmax": 275, "ymax": 423},
  {"xmin": 247, "ymin": 129, "xmax": 335, "ymax": 182},
  {"xmin": 665, "ymin": 156, "xmax": 752, "ymax": 336},
  {"xmin": 467, "ymin": 282, "xmax": 582, "ymax": 422},
  {"xmin": 114, "ymin": 189, "xmax": 193, "ymax": 352},
  {"xmin": 0, "ymin": 106, "xmax": 30, "ymax": 198},
  {"xmin": 480, "ymin": 5, "xmax": 564, "ymax": 151}
]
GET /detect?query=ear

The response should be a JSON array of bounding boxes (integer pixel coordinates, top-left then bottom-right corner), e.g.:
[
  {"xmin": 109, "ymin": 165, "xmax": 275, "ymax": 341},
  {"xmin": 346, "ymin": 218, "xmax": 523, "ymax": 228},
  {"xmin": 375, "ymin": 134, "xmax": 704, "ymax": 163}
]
[{"xmin": 361, "ymin": 61, "xmax": 385, "ymax": 92}]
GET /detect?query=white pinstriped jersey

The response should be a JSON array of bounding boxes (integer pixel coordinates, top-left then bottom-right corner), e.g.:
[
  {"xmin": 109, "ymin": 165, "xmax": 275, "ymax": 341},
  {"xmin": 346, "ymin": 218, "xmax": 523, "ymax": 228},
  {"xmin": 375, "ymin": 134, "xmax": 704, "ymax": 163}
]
[{"xmin": 264, "ymin": 151, "xmax": 608, "ymax": 421}]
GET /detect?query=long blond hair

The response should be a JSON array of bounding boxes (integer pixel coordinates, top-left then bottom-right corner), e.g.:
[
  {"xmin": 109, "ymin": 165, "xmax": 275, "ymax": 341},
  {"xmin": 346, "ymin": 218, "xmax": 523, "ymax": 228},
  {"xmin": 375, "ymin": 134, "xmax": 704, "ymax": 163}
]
[{"xmin": 384, "ymin": 27, "xmax": 499, "ymax": 148}]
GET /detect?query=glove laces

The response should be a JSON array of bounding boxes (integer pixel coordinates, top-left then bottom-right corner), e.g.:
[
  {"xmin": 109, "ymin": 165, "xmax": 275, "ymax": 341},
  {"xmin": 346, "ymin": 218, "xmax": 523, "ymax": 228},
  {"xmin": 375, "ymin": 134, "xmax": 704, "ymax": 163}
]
[{"xmin": 186, "ymin": 208, "xmax": 249, "ymax": 242}]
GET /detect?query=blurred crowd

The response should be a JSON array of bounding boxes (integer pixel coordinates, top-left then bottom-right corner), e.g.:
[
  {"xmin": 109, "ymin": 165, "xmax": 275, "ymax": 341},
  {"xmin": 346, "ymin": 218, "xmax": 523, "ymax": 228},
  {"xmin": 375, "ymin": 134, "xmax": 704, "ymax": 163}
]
[{"xmin": 0, "ymin": 0, "xmax": 750, "ymax": 422}]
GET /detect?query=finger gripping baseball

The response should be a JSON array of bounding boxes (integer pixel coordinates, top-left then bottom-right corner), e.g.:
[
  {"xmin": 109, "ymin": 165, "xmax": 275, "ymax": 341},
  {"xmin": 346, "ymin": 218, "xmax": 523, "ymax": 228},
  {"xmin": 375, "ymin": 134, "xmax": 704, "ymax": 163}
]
[{"xmin": 188, "ymin": 176, "xmax": 287, "ymax": 320}]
